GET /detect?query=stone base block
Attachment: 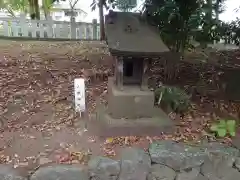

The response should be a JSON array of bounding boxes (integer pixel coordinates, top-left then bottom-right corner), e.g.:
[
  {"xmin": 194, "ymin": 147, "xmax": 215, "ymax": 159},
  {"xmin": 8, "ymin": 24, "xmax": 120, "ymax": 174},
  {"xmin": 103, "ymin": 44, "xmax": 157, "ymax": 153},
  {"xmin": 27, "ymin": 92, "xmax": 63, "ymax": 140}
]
[
  {"xmin": 89, "ymin": 104, "xmax": 175, "ymax": 137},
  {"xmin": 107, "ymin": 77, "xmax": 156, "ymax": 119}
]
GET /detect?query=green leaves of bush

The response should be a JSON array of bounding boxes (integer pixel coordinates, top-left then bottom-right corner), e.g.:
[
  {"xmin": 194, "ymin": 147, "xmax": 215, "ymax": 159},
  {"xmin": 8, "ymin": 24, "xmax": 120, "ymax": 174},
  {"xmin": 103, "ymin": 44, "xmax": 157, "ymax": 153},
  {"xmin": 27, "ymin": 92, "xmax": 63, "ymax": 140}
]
[
  {"xmin": 210, "ymin": 120, "xmax": 236, "ymax": 137},
  {"xmin": 155, "ymin": 85, "xmax": 191, "ymax": 113}
]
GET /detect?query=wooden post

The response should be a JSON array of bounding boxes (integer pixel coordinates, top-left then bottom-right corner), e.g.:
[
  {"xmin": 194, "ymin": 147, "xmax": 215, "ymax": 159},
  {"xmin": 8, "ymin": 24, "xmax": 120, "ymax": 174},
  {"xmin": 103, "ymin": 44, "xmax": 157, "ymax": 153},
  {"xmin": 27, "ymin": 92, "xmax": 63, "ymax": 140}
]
[
  {"xmin": 70, "ymin": 16, "xmax": 76, "ymax": 39},
  {"xmin": 31, "ymin": 21, "xmax": 38, "ymax": 38},
  {"xmin": 99, "ymin": 0, "xmax": 105, "ymax": 40},
  {"xmin": 47, "ymin": 15, "xmax": 53, "ymax": 38},
  {"xmin": 20, "ymin": 13, "xmax": 28, "ymax": 37},
  {"xmin": 86, "ymin": 24, "xmax": 91, "ymax": 40},
  {"xmin": 114, "ymin": 57, "xmax": 117, "ymax": 84},
  {"xmin": 116, "ymin": 57, "xmax": 123, "ymax": 91},
  {"xmin": 92, "ymin": 19, "xmax": 98, "ymax": 40},
  {"xmin": 3, "ymin": 21, "xmax": 9, "ymax": 37},
  {"xmin": 78, "ymin": 24, "xmax": 83, "ymax": 39},
  {"xmin": 11, "ymin": 21, "xmax": 18, "ymax": 37},
  {"xmin": 141, "ymin": 59, "xmax": 149, "ymax": 91},
  {"xmin": 39, "ymin": 22, "xmax": 44, "ymax": 38}
]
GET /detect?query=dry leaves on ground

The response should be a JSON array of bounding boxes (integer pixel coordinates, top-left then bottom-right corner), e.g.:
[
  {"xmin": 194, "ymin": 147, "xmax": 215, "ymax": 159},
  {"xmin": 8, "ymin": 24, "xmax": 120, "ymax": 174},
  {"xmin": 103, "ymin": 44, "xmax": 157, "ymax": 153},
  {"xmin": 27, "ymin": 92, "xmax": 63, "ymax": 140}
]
[{"xmin": 0, "ymin": 40, "xmax": 239, "ymax": 163}]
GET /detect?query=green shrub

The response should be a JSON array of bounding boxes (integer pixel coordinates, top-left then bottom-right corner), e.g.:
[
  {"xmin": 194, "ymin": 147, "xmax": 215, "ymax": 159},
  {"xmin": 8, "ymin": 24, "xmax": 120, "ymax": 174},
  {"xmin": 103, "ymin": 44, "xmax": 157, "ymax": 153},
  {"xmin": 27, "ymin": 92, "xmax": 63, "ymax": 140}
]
[
  {"xmin": 155, "ymin": 85, "xmax": 191, "ymax": 113},
  {"xmin": 210, "ymin": 119, "xmax": 236, "ymax": 137}
]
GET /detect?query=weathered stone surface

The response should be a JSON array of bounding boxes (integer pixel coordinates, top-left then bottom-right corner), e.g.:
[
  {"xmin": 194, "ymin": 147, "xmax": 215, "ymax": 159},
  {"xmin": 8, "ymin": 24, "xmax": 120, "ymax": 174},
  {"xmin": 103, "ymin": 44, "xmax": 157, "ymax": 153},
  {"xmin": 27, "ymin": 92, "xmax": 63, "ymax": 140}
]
[
  {"xmin": 232, "ymin": 136, "xmax": 240, "ymax": 151},
  {"xmin": 235, "ymin": 157, "xmax": 240, "ymax": 171},
  {"xmin": 206, "ymin": 142, "xmax": 239, "ymax": 158},
  {"xmin": 176, "ymin": 167, "xmax": 200, "ymax": 180},
  {"xmin": 118, "ymin": 147, "xmax": 151, "ymax": 180},
  {"xmin": 149, "ymin": 141, "xmax": 240, "ymax": 171},
  {"xmin": 0, "ymin": 165, "xmax": 26, "ymax": 180},
  {"xmin": 30, "ymin": 165, "xmax": 88, "ymax": 180},
  {"xmin": 147, "ymin": 164, "xmax": 176, "ymax": 180},
  {"xmin": 88, "ymin": 156, "xmax": 120, "ymax": 180},
  {"xmin": 201, "ymin": 153, "xmax": 240, "ymax": 180},
  {"xmin": 195, "ymin": 174, "xmax": 208, "ymax": 180},
  {"xmin": 0, "ymin": 141, "xmax": 236, "ymax": 180},
  {"xmin": 208, "ymin": 151, "xmax": 236, "ymax": 167},
  {"xmin": 149, "ymin": 141, "xmax": 207, "ymax": 170}
]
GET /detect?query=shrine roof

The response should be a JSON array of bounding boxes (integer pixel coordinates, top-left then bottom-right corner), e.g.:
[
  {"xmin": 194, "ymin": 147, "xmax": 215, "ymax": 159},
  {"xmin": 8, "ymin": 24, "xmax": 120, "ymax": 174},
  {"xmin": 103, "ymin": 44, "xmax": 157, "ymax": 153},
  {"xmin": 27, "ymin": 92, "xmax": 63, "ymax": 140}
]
[{"xmin": 105, "ymin": 11, "xmax": 169, "ymax": 57}]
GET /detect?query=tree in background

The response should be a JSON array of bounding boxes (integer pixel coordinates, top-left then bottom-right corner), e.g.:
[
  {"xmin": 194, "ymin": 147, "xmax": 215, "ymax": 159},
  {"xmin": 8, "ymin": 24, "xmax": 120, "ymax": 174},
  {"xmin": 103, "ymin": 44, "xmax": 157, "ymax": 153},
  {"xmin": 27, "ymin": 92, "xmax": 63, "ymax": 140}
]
[
  {"xmin": 0, "ymin": 0, "xmax": 40, "ymax": 19},
  {"xmin": 91, "ymin": 0, "xmax": 112, "ymax": 40},
  {"xmin": 194, "ymin": 0, "xmax": 227, "ymax": 46},
  {"xmin": 213, "ymin": 0, "xmax": 226, "ymax": 20},
  {"xmin": 42, "ymin": 0, "xmax": 54, "ymax": 19},
  {"xmin": 0, "ymin": 0, "xmax": 29, "ymax": 17},
  {"xmin": 0, "ymin": 0, "xmax": 239, "ymax": 46},
  {"xmin": 113, "ymin": 0, "xmax": 137, "ymax": 12},
  {"xmin": 0, "ymin": 0, "xmax": 83, "ymax": 20},
  {"xmin": 28, "ymin": 0, "xmax": 40, "ymax": 19},
  {"xmin": 89, "ymin": 0, "xmax": 227, "ymax": 45},
  {"xmin": 90, "ymin": 0, "xmax": 137, "ymax": 40},
  {"xmin": 144, "ymin": 0, "xmax": 204, "ymax": 53},
  {"xmin": 68, "ymin": 0, "xmax": 81, "ymax": 22}
]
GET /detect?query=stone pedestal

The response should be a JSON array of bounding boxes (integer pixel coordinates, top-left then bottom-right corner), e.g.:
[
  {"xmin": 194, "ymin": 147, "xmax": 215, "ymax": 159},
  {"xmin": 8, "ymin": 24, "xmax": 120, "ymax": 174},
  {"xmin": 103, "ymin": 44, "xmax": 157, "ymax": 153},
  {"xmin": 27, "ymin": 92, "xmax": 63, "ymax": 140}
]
[
  {"xmin": 108, "ymin": 77, "xmax": 155, "ymax": 119},
  {"xmin": 91, "ymin": 78, "xmax": 174, "ymax": 137}
]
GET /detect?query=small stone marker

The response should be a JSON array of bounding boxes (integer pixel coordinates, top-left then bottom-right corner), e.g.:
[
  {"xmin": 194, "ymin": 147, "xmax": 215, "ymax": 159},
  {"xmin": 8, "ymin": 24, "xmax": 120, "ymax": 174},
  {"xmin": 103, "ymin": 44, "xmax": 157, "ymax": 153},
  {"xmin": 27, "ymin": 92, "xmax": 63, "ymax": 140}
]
[{"xmin": 74, "ymin": 78, "xmax": 86, "ymax": 117}]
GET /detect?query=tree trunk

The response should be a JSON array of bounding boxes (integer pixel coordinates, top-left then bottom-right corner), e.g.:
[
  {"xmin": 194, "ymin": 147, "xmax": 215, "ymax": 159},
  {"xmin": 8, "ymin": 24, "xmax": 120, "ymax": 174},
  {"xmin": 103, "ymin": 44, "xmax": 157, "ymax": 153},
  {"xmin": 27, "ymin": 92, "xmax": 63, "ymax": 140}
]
[
  {"xmin": 43, "ymin": 10, "xmax": 48, "ymax": 20},
  {"xmin": 34, "ymin": 0, "xmax": 40, "ymax": 20},
  {"xmin": 29, "ymin": 0, "xmax": 35, "ymax": 19},
  {"xmin": 42, "ymin": 0, "xmax": 49, "ymax": 20},
  {"xmin": 99, "ymin": 0, "xmax": 105, "ymax": 40},
  {"xmin": 6, "ymin": 8, "xmax": 16, "ymax": 18},
  {"xmin": 28, "ymin": 0, "xmax": 40, "ymax": 19},
  {"xmin": 206, "ymin": 0, "xmax": 212, "ymax": 21}
]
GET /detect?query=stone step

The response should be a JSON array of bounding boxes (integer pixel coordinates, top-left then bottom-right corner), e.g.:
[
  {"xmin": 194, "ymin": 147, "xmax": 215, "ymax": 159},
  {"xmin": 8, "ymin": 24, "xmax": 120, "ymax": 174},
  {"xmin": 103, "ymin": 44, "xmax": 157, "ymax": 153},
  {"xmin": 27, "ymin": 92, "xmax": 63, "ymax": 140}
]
[{"xmin": 88, "ymin": 106, "xmax": 175, "ymax": 138}]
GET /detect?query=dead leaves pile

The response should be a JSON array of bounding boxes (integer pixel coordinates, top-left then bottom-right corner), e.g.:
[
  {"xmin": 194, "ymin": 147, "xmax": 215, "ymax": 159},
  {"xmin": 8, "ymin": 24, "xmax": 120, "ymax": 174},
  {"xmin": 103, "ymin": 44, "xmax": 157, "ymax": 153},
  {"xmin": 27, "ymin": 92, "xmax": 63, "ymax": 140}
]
[
  {"xmin": 54, "ymin": 142, "xmax": 92, "ymax": 165},
  {"xmin": 0, "ymin": 41, "xmax": 239, "ymax": 163},
  {"xmin": 102, "ymin": 136, "xmax": 143, "ymax": 157},
  {"xmin": 0, "ymin": 41, "xmax": 111, "ymax": 130},
  {"xmin": 101, "ymin": 99, "xmax": 239, "ymax": 156},
  {"xmin": 55, "ymin": 150, "xmax": 91, "ymax": 165}
]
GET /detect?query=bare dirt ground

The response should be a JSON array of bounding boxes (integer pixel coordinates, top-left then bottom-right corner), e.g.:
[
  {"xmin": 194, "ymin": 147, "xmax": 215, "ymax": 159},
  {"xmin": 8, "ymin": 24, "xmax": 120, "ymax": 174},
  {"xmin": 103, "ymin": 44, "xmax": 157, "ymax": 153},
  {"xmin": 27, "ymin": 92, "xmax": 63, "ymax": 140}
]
[
  {"xmin": 0, "ymin": 40, "xmax": 239, "ymax": 174},
  {"xmin": 0, "ymin": 41, "xmax": 110, "ymax": 169},
  {"xmin": 0, "ymin": 40, "xmax": 152, "ymax": 174}
]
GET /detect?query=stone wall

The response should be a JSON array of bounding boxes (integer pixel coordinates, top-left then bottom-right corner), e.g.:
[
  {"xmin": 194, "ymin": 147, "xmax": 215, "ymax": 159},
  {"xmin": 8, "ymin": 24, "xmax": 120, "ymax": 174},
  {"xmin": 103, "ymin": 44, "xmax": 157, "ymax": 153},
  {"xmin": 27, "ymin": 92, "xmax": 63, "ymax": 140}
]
[{"xmin": 1, "ymin": 140, "xmax": 240, "ymax": 180}]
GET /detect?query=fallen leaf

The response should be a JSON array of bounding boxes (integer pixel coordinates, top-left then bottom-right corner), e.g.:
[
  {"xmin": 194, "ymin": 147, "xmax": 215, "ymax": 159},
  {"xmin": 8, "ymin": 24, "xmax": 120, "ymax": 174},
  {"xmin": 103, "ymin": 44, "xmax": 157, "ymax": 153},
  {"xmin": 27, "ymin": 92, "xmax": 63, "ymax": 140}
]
[
  {"xmin": 146, "ymin": 136, "xmax": 153, "ymax": 143},
  {"xmin": 17, "ymin": 162, "xmax": 29, "ymax": 167},
  {"xmin": 88, "ymin": 137, "xmax": 96, "ymax": 143},
  {"xmin": 39, "ymin": 157, "xmax": 52, "ymax": 165},
  {"xmin": 105, "ymin": 137, "xmax": 114, "ymax": 144},
  {"xmin": 29, "ymin": 135, "xmax": 36, "ymax": 139}
]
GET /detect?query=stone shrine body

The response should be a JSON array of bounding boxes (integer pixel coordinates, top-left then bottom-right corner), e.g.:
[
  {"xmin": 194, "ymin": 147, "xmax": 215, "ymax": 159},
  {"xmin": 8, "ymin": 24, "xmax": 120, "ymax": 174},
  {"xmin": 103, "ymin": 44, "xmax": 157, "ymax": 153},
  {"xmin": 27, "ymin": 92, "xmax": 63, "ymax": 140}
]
[{"xmin": 94, "ymin": 11, "xmax": 174, "ymax": 137}]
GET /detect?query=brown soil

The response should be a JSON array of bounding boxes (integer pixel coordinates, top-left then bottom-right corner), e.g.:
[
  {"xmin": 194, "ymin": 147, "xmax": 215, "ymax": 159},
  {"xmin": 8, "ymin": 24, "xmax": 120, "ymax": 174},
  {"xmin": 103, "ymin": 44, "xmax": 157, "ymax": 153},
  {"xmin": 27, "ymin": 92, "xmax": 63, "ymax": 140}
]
[{"xmin": 0, "ymin": 40, "xmax": 114, "ymax": 171}]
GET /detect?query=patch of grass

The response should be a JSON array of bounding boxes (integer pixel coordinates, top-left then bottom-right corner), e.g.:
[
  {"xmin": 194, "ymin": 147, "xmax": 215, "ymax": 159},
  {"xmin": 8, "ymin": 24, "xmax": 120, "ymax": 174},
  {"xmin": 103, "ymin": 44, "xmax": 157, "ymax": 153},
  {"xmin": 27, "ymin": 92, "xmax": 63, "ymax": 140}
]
[
  {"xmin": 210, "ymin": 119, "xmax": 236, "ymax": 137},
  {"xmin": 155, "ymin": 85, "xmax": 191, "ymax": 114}
]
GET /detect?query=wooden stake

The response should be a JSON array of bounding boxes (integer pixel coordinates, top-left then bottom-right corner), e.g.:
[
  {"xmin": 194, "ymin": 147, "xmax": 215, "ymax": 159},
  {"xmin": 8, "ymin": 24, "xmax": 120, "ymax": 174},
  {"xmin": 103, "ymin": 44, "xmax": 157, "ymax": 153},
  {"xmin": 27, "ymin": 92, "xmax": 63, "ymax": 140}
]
[
  {"xmin": 116, "ymin": 57, "xmax": 123, "ymax": 91},
  {"xmin": 141, "ymin": 59, "xmax": 149, "ymax": 91}
]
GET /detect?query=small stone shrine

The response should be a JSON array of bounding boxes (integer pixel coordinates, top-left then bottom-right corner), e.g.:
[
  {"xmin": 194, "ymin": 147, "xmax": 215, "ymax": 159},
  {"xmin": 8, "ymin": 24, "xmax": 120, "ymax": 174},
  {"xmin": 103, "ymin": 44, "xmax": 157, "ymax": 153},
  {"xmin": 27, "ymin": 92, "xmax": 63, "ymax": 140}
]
[{"xmin": 94, "ymin": 11, "xmax": 174, "ymax": 137}]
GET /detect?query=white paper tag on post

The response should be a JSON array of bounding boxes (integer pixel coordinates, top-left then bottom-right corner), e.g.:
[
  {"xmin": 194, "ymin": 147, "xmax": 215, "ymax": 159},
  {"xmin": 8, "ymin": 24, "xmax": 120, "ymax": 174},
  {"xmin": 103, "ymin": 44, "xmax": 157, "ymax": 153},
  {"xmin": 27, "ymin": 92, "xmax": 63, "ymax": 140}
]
[{"xmin": 74, "ymin": 78, "xmax": 86, "ymax": 112}]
